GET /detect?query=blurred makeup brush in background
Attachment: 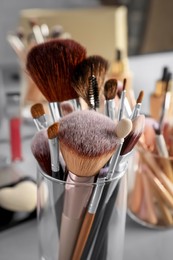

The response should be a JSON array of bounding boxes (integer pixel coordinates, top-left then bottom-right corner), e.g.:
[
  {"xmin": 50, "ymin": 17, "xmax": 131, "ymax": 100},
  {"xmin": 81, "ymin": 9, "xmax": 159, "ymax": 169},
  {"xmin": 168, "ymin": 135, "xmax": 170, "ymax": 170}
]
[
  {"xmin": 72, "ymin": 117, "xmax": 132, "ymax": 260},
  {"xmin": 72, "ymin": 55, "xmax": 108, "ymax": 108},
  {"xmin": 30, "ymin": 103, "xmax": 48, "ymax": 131},
  {"xmin": 26, "ymin": 39, "xmax": 86, "ymax": 121},
  {"xmin": 58, "ymin": 109, "xmax": 122, "ymax": 260},
  {"xmin": 104, "ymin": 78, "xmax": 117, "ymax": 120},
  {"xmin": 28, "ymin": 19, "xmax": 44, "ymax": 44},
  {"xmin": 60, "ymin": 101, "xmax": 74, "ymax": 117}
]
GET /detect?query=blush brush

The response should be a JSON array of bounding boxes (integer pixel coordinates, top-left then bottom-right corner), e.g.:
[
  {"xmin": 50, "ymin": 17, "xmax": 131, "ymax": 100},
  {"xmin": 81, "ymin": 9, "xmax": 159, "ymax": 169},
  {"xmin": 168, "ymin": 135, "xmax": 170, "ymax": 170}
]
[
  {"xmin": 26, "ymin": 39, "xmax": 86, "ymax": 121},
  {"xmin": 58, "ymin": 109, "xmax": 121, "ymax": 260}
]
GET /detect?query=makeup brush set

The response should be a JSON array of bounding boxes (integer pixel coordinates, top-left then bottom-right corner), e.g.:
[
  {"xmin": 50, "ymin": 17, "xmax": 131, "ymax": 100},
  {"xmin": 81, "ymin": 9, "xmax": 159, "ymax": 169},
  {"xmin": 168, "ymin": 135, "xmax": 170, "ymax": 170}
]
[
  {"xmin": 20, "ymin": 30, "xmax": 146, "ymax": 259},
  {"xmin": 128, "ymin": 67, "xmax": 173, "ymax": 228}
]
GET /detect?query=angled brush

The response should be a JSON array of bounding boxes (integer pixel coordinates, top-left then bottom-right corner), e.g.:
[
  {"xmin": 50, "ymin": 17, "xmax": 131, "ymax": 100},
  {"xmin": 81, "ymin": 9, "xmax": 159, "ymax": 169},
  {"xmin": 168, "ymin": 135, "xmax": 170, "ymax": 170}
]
[
  {"xmin": 58, "ymin": 109, "xmax": 121, "ymax": 260},
  {"xmin": 30, "ymin": 103, "xmax": 48, "ymax": 131},
  {"xmin": 26, "ymin": 39, "xmax": 86, "ymax": 121},
  {"xmin": 104, "ymin": 78, "xmax": 117, "ymax": 120},
  {"xmin": 72, "ymin": 55, "xmax": 108, "ymax": 107}
]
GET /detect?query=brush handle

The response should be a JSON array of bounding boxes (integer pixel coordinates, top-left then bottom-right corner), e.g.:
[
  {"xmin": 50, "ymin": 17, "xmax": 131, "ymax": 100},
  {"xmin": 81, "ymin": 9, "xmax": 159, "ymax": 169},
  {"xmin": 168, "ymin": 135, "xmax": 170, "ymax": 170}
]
[
  {"xmin": 59, "ymin": 213, "xmax": 82, "ymax": 260},
  {"xmin": 72, "ymin": 212, "xmax": 95, "ymax": 260},
  {"xmin": 9, "ymin": 117, "xmax": 22, "ymax": 161}
]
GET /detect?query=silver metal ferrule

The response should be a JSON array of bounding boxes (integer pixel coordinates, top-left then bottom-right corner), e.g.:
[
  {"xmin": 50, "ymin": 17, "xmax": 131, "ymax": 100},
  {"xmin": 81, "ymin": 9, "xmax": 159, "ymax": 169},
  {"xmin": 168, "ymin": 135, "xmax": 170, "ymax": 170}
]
[
  {"xmin": 88, "ymin": 177, "xmax": 105, "ymax": 214},
  {"xmin": 33, "ymin": 115, "xmax": 48, "ymax": 131},
  {"xmin": 124, "ymin": 97, "xmax": 132, "ymax": 118},
  {"xmin": 131, "ymin": 103, "xmax": 141, "ymax": 120},
  {"xmin": 107, "ymin": 139, "xmax": 124, "ymax": 180},
  {"xmin": 49, "ymin": 102, "xmax": 62, "ymax": 122},
  {"xmin": 118, "ymin": 90, "xmax": 126, "ymax": 121},
  {"xmin": 70, "ymin": 99, "xmax": 81, "ymax": 111},
  {"xmin": 48, "ymin": 138, "xmax": 59, "ymax": 172},
  {"xmin": 113, "ymin": 151, "xmax": 133, "ymax": 174},
  {"xmin": 104, "ymin": 100, "xmax": 116, "ymax": 120}
]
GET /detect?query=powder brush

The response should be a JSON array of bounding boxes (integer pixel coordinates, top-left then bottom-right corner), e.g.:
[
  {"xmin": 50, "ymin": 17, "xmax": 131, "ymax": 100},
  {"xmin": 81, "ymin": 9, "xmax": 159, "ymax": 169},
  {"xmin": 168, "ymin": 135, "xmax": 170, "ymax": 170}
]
[
  {"xmin": 72, "ymin": 55, "xmax": 108, "ymax": 107},
  {"xmin": 26, "ymin": 39, "xmax": 86, "ymax": 121},
  {"xmin": 72, "ymin": 117, "xmax": 132, "ymax": 260},
  {"xmin": 58, "ymin": 110, "xmax": 121, "ymax": 260},
  {"xmin": 104, "ymin": 78, "xmax": 117, "ymax": 120}
]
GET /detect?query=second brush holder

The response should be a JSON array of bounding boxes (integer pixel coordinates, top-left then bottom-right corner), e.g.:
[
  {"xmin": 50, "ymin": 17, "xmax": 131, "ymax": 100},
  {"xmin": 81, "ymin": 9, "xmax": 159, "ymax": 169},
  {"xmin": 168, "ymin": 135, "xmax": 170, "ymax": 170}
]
[
  {"xmin": 37, "ymin": 165, "xmax": 128, "ymax": 260},
  {"xmin": 127, "ymin": 146, "xmax": 173, "ymax": 228}
]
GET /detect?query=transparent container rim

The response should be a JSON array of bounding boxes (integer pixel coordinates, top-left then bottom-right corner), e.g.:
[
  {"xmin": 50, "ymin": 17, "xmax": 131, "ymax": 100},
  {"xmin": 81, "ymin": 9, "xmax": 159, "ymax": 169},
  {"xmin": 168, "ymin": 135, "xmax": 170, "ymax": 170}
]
[{"xmin": 37, "ymin": 164, "xmax": 126, "ymax": 187}]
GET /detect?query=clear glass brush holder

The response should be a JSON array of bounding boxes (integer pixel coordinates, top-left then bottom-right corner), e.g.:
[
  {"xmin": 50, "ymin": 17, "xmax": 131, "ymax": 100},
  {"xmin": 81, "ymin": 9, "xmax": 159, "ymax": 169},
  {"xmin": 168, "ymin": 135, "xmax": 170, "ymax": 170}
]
[
  {"xmin": 37, "ymin": 166, "xmax": 128, "ymax": 260},
  {"xmin": 127, "ymin": 147, "xmax": 173, "ymax": 228}
]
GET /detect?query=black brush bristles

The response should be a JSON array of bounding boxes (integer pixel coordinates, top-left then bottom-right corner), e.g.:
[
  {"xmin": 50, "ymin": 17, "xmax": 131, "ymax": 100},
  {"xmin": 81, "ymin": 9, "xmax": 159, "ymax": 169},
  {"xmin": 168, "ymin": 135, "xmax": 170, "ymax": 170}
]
[
  {"xmin": 26, "ymin": 39, "xmax": 86, "ymax": 103},
  {"xmin": 72, "ymin": 55, "xmax": 109, "ymax": 105}
]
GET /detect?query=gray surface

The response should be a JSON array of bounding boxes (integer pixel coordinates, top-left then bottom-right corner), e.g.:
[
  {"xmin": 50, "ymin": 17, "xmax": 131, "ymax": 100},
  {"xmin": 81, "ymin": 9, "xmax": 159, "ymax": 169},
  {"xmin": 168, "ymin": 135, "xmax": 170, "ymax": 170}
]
[{"xmin": 0, "ymin": 216, "xmax": 173, "ymax": 260}]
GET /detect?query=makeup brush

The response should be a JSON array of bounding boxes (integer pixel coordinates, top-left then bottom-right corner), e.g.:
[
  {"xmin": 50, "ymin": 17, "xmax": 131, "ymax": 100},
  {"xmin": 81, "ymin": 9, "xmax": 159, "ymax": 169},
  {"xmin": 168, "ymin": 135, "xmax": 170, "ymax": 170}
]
[
  {"xmin": 60, "ymin": 101, "xmax": 74, "ymax": 116},
  {"xmin": 104, "ymin": 78, "xmax": 117, "ymax": 120},
  {"xmin": 120, "ymin": 114, "xmax": 145, "ymax": 156},
  {"xmin": 47, "ymin": 122, "xmax": 64, "ymax": 180},
  {"xmin": 117, "ymin": 78, "xmax": 127, "ymax": 121},
  {"xmin": 58, "ymin": 110, "xmax": 121, "ymax": 260},
  {"xmin": 7, "ymin": 33, "xmax": 26, "ymax": 61},
  {"xmin": 72, "ymin": 117, "xmax": 132, "ymax": 260},
  {"xmin": 30, "ymin": 103, "xmax": 48, "ymax": 131},
  {"xmin": 131, "ymin": 90, "xmax": 144, "ymax": 119},
  {"xmin": 28, "ymin": 19, "xmax": 44, "ymax": 44},
  {"xmin": 72, "ymin": 55, "xmax": 108, "ymax": 107},
  {"xmin": 31, "ymin": 129, "xmax": 52, "ymax": 176},
  {"xmin": 26, "ymin": 39, "xmax": 86, "ymax": 121}
]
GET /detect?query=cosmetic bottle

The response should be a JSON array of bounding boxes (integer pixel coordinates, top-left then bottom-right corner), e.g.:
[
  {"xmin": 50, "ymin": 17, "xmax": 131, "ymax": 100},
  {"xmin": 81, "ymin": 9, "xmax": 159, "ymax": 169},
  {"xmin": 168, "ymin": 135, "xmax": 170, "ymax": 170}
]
[
  {"xmin": 108, "ymin": 49, "xmax": 135, "ymax": 108},
  {"xmin": 150, "ymin": 67, "xmax": 173, "ymax": 121}
]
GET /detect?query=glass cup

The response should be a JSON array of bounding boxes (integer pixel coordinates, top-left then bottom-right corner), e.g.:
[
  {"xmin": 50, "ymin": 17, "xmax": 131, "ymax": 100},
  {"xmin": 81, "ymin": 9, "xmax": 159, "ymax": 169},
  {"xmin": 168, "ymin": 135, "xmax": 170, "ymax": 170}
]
[
  {"xmin": 127, "ymin": 146, "xmax": 173, "ymax": 228},
  {"xmin": 37, "ymin": 165, "xmax": 128, "ymax": 260}
]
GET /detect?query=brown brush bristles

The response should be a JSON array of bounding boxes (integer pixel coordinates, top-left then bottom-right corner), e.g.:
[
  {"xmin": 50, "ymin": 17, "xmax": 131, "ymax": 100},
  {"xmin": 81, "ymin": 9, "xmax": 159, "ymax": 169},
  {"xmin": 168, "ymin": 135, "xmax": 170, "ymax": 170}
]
[
  {"xmin": 31, "ymin": 130, "xmax": 51, "ymax": 175},
  {"xmin": 30, "ymin": 103, "xmax": 45, "ymax": 119},
  {"xmin": 136, "ymin": 90, "xmax": 144, "ymax": 104},
  {"xmin": 60, "ymin": 102, "xmax": 74, "ymax": 116},
  {"xmin": 26, "ymin": 39, "xmax": 86, "ymax": 102},
  {"xmin": 72, "ymin": 55, "xmax": 109, "ymax": 104},
  {"xmin": 47, "ymin": 122, "xmax": 59, "ymax": 139},
  {"xmin": 120, "ymin": 114, "xmax": 145, "ymax": 155},
  {"xmin": 104, "ymin": 78, "xmax": 117, "ymax": 100},
  {"xmin": 58, "ymin": 110, "xmax": 120, "ymax": 177}
]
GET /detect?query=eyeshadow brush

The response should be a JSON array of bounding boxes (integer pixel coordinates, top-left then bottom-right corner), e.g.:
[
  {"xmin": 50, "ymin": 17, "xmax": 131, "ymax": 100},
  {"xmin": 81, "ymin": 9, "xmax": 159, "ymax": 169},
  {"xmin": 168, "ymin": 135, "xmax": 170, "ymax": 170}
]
[
  {"xmin": 30, "ymin": 103, "xmax": 48, "ymax": 131},
  {"xmin": 104, "ymin": 78, "xmax": 118, "ymax": 120}
]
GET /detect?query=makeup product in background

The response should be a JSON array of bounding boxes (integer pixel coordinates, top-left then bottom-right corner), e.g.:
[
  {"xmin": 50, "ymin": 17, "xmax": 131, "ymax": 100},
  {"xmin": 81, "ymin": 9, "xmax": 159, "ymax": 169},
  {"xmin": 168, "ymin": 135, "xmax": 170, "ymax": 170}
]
[
  {"xmin": 150, "ymin": 67, "xmax": 173, "ymax": 121},
  {"xmin": 9, "ymin": 117, "xmax": 23, "ymax": 162},
  {"xmin": 72, "ymin": 117, "xmax": 132, "ymax": 260},
  {"xmin": 26, "ymin": 39, "xmax": 86, "ymax": 121},
  {"xmin": 108, "ymin": 49, "xmax": 135, "ymax": 109},
  {"xmin": 58, "ymin": 110, "xmax": 122, "ymax": 260}
]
